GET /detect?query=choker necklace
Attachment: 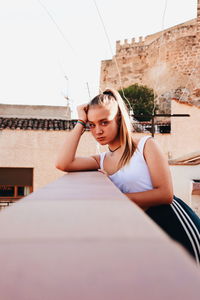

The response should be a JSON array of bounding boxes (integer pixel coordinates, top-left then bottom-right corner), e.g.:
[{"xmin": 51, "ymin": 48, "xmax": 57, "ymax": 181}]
[{"xmin": 108, "ymin": 145, "xmax": 121, "ymax": 153}]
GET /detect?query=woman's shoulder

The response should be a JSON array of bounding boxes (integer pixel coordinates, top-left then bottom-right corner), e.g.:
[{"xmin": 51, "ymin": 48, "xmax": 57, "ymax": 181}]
[
  {"xmin": 143, "ymin": 137, "xmax": 165, "ymax": 162},
  {"xmin": 133, "ymin": 135, "xmax": 153, "ymax": 151}
]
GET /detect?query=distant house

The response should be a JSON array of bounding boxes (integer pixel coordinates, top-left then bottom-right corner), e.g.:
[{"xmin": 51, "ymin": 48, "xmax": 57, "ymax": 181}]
[{"xmin": 0, "ymin": 103, "xmax": 71, "ymax": 205}]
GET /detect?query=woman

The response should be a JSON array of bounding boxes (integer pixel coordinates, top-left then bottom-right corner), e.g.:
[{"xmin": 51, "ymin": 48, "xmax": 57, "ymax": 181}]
[{"xmin": 55, "ymin": 88, "xmax": 200, "ymax": 264}]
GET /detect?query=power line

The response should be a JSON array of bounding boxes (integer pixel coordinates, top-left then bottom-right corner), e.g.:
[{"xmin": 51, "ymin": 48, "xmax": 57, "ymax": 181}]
[
  {"xmin": 92, "ymin": 0, "xmax": 132, "ymax": 112},
  {"xmin": 152, "ymin": 0, "xmax": 168, "ymax": 115},
  {"xmin": 37, "ymin": 0, "xmax": 75, "ymax": 54},
  {"xmin": 86, "ymin": 82, "xmax": 91, "ymax": 100},
  {"xmin": 37, "ymin": 0, "xmax": 91, "ymax": 103}
]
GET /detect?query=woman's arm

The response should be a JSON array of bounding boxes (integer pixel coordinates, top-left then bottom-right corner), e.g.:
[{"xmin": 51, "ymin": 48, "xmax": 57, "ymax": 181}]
[
  {"xmin": 125, "ymin": 138, "xmax": 173, "ymax": 210},
  {"xmin": 55, "ymin": 104, "xmax": 100, "ymax": 172}
]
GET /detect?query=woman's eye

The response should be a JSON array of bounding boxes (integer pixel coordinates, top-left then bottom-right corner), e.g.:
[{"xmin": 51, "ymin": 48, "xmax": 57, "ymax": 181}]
[
  {"xmin": 89, "ymin": 123, "xmax": 95, "ymax": 128},
  {"xmin": 101, "ymin": 121, "xmax": 108, "ymax": 126}
]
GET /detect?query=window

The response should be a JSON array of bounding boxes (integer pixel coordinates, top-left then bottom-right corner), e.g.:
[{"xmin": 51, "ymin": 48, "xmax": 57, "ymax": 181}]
[
  {"xmin": 0, "ymin": 185, "xmax": 14, "ymax": 197},
  {"xmin": 0, "ymin": 168, "xmax": 33, "ymax": 205},
  {"xmin": 191, "ymin": 179, "xmax": 200, "ymax": 217},
  {"xmin": 0, "ymin": 185, "xmax": 32, "ymax": 199},
  {"xmin": 192, "ymin": 179, "xmax": 200, "ymax": 195}
]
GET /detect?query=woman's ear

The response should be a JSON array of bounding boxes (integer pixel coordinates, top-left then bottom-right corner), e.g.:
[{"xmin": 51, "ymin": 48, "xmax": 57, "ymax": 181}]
[{"xmin": 117, "ymin": 113, "xmax": 121, "ymax": 125}]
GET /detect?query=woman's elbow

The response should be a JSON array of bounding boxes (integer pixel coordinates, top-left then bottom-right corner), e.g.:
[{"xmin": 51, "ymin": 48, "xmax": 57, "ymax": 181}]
[
  {"xmin": 163, "ymin": 190, "xmax": 173, "ymax": 204},
  {"xmin": 166, "ymin": 194, "xmax": 173, "ymax": 204},
  {"xmin": 156, "ymin": 186, "xmax": 173, "ymax": 205},
  {"xmin": 55, "ymin": 163, "xmax": 68, "ymax": 172}
]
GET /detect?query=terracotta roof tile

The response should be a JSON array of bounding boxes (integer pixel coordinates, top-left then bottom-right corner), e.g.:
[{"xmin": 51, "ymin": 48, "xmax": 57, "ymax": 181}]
[{"xmin": 0, "ymin": 118, "xmax": 82, "ymax": 131}]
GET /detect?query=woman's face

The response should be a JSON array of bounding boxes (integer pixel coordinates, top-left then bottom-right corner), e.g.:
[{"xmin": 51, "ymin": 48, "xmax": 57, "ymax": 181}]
[{"xmin": 87, "ymin": 103, "xmax": 120, "ymax": 145}]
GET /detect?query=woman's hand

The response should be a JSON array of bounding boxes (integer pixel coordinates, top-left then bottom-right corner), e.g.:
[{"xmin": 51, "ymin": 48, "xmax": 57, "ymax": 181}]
[
  {"xmin": 98, "ymin": 169, "xmax": 108, "ymax": 176},
  {"xmin": 77, "ymin": 104, "xmax": 89, "ymax": 123}
]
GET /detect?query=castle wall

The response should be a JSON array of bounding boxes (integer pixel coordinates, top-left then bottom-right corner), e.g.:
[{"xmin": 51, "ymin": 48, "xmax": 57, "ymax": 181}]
[{"xmin": 100, "ymin": 18, "xmax": 200, "ymax": 103}]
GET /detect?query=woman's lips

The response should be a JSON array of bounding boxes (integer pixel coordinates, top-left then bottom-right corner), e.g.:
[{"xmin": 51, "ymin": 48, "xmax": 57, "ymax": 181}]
[{"xmin": 96, "ymin": 137, "xmax": 105, "ymax": 141}]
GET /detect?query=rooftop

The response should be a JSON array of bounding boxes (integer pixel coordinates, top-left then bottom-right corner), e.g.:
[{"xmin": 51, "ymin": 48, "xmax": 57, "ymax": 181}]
[
  {"xmin": 0, "ymin": 117, "xmax": 76, "ymax": 131},
  {"xmin": 169, "ymin": 151, "xmax": 200, "ymax": 165}
]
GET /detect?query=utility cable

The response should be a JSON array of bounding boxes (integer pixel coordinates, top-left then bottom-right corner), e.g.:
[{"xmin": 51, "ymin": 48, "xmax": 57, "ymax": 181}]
[
  {"xmin": 37, "ymin": 0, "xmax": 92, "ymax": 102},
  {"xmin": 92, "ymin": 0, "xmax": 132, "ymax": 112},
  {"xmin": 152, "ymin": 0, "xmax": 168, "ymax": 115},
  {"xmin": 37, "ymin": 0, "xmax": 75, "ymax": 54}
]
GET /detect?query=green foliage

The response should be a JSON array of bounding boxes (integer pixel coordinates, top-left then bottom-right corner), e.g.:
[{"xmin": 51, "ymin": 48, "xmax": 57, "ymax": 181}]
[{"xmin": 119, "ymin": 84, "xmax": 156, "ymax": 121}]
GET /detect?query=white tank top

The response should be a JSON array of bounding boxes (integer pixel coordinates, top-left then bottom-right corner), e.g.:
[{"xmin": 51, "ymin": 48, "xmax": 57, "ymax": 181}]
[{"xmin": 99, "ymin": 136, "xmax": 153, "ymax": 194}]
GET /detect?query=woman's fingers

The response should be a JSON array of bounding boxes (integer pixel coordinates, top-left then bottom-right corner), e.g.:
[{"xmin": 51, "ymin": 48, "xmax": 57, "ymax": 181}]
[
  {"xmin": 98, "ymin": 169, "xmax": 108, "ymax": 176},
  {"xmin": 77, "ymin": 103, "xmax": 89, "ymax": 122},
  {"xmin": 84, "ymin": 104, "xmax": 89, "ymax": 113}
]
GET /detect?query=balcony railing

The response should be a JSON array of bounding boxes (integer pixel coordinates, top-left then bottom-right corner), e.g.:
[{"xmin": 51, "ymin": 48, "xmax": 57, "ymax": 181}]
[
  {"xmin": 0, "ymin": 171, "xmax": 199, "ymax": 299},
  {"xmin": 132, "ymin": 121, "xmax": 171, "ymax": 133}
]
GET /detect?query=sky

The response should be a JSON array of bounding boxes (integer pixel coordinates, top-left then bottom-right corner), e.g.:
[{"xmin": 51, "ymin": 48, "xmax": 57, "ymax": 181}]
[{"xmin": 0, "ymin": 0, "xmax": 197, "ymax": 117}]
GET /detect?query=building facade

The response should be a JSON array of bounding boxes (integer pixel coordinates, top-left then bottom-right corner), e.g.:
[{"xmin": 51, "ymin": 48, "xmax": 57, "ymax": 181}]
[{"xmin": 0, "ymin": 104, "xmax": 72, "ymax": 205}]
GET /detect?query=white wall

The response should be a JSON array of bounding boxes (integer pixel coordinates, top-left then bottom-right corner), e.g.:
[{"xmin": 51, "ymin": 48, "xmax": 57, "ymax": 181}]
[
  {"xmin": 191, "ymin": 195, "xmax": 200, "ymax": 216},
  {"xmin": 170, "ymin": 165, "xmax": 200, "ymax": 207}
]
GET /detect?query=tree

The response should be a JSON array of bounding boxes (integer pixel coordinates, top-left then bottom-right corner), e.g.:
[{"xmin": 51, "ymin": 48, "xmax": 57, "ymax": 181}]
[{"xmin": 119, "ymin": 84, "xmax": 156, "ymax": 121}]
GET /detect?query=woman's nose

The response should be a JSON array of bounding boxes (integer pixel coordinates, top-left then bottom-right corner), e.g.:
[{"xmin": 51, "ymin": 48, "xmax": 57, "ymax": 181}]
[{"xmin": 96, "ymin": 126, "xmax": 103, "ymax": 135}]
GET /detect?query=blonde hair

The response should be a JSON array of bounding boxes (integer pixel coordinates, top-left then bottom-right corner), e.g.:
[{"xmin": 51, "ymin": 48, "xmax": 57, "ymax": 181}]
[{"xmin": 89, "ymin": 88, "xmax": 136, "ymax": 169}]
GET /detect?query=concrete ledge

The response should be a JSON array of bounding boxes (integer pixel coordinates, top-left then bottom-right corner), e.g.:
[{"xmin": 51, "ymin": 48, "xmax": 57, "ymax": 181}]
[{"xmin": 0, "ymin": 171, "xmax": 199, "ymax": 300}]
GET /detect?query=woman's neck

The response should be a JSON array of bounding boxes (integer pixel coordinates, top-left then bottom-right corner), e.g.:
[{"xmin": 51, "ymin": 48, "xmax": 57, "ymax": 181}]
[
  {"xmin": 108, "ymin": 139, "xmax": 121, "ymax": 153},
  {"xmin": 108, "ymin": 145, "xmax": 121, "ymax": 153}
]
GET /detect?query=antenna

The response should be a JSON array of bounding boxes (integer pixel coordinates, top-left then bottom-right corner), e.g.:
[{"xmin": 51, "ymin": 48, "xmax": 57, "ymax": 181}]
[
  {"xmin": 86, "ymin": 82, "xmax": 91, "ymax": 100},
  {"xmin": 64, "ymin": 75, "xmax": 70, "ymax": 106},
  {"xmin": 64, "ymin": 75, "xmax": 69, "ymax": 99},
  {"xmin": 61, "ymin": 75, "xmax": 71, "ymax": 108}
]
